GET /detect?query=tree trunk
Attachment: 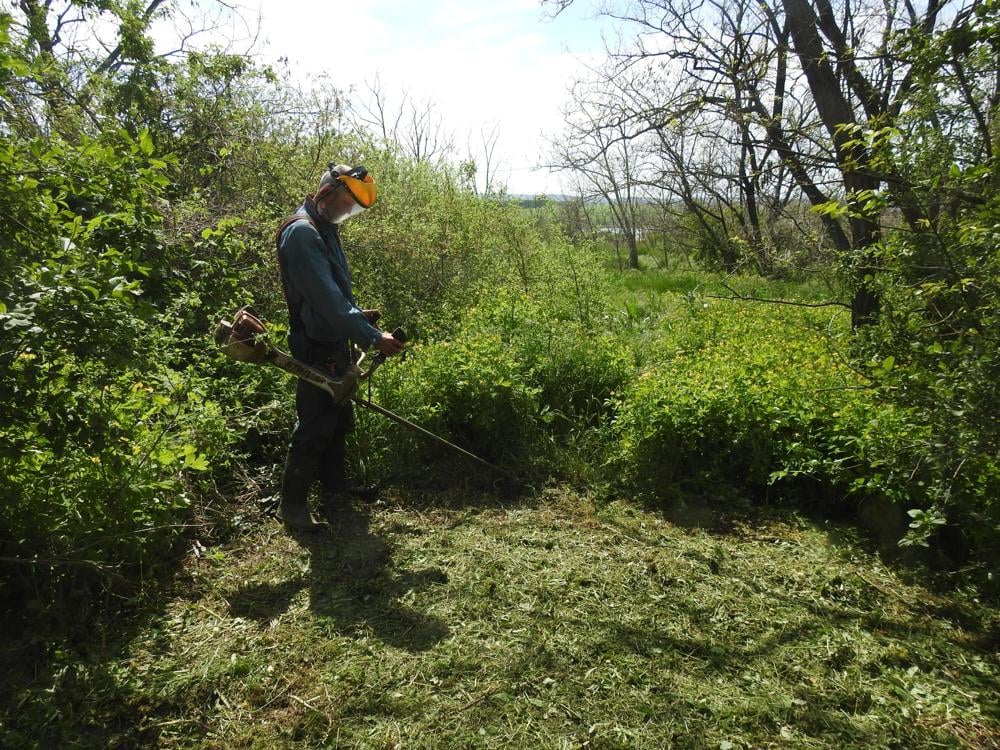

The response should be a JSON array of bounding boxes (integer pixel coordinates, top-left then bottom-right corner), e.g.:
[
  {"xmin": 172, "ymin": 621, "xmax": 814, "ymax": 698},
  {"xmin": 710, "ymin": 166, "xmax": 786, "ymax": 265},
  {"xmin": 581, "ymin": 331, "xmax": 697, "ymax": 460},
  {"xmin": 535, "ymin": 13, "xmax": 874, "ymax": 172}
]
[
  {"xmin": 783, "ymin": 0, "xmax": 882, "ymax": 326},
  {"xmin": 627, "ymin": 230, "xmax": 639, "ymax": 269},
  {"xmin": 847, "ymin": 174, "xmax": 882, "ymax": 326}
]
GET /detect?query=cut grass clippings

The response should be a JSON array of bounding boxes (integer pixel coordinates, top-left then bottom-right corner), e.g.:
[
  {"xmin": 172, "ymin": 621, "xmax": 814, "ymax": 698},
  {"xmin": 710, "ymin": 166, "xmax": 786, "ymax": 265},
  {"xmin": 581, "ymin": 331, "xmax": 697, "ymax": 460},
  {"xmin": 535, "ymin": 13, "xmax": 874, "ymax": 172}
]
[{"xmin": 2, "ymin": 489, "xmax": 997, "ymax": 749}]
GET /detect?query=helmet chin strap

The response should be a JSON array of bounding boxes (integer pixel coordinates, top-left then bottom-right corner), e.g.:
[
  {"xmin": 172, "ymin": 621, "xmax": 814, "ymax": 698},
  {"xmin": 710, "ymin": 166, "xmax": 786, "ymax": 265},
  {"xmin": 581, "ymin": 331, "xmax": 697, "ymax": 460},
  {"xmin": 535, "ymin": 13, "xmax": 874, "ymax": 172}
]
[
  {"xmin": 314, "ymin": 187, "xmax": 343, "ymax": 223},
  {"xmin": 314, "ymin": 182, "xmax": 337, "ymax": 203},
  {"xmin": 315, "ymin": 197, "xmax": 337, "ymax": 223}
]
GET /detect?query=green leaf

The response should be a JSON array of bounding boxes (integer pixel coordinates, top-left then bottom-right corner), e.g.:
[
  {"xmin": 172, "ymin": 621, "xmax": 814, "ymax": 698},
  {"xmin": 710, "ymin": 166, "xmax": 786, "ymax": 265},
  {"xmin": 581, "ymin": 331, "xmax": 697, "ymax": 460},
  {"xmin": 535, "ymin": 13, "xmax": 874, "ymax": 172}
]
[
  {"xmin": 138, "ymin": 129, "xmax": 154, "ymax": 156},
  {"xmin": 184, "ymin": 453, "xmax": 209, "ymax": 471},
  {"xmin": 156, "ymin": 448, "xmax": 177, "ymax": 465},
  {"xmin": 182, "ymin": 444, "xmax": 209, "ymax": 471}
]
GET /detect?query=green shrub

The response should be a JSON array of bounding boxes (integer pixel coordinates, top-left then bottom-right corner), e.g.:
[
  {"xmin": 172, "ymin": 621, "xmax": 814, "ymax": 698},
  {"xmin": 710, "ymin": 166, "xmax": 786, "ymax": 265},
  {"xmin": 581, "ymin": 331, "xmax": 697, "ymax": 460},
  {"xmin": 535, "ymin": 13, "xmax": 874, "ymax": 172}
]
[
  {"xmin": 472, "ymin": 293, "xmax": 630, "ymax": 421},
  {"xmin": 0, "ymin": 77, "xmax": 235, "ymax": 599},
  {"xmin": 851, "ymin": 198, "xmax": 1000, "ymax": 559},
  {"xmin": 611, "ymin": 299, "xmax": 864, "ymax": 501},
  {"xmin": 352, "ymin": 293, "xmax": 631, "ymax": 483},
  {"xmin": 363, "ymin": 333, "xmax": 544, "ymax": 475}
]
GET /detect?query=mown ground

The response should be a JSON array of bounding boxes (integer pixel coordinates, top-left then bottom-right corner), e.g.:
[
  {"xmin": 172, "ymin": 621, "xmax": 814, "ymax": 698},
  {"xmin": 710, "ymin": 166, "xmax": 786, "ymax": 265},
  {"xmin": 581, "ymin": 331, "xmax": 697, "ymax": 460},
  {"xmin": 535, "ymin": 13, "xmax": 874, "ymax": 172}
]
[{"xmin": 2, "ymin": 488, "xmax": 998, "ymax": 749}]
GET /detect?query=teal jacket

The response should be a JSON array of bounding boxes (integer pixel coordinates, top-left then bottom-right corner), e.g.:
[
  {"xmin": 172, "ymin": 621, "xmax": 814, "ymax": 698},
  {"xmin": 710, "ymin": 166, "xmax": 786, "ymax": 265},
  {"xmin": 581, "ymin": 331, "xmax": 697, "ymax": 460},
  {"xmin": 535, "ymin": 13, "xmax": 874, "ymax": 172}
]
[{"xmin": 277, "ymin": 198, "xmax": 381, "ymax": 348}]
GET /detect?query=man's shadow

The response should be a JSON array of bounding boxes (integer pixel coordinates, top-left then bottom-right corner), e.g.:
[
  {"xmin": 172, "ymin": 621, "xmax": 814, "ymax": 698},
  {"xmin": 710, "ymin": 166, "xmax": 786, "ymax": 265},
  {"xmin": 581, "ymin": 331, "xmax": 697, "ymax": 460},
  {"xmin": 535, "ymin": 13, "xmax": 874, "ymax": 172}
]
[{"xmin": 227, "ymin": 504, "xmax": 449, "ymax": 652}]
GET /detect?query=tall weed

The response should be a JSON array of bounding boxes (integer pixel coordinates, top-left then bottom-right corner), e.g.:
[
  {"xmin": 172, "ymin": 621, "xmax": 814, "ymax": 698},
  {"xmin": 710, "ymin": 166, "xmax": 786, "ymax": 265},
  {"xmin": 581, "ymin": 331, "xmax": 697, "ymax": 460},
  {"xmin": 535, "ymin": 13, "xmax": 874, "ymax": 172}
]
[
  {"xmin": 357, "ymin": 293, "xmax": 631, "ymax": 482},
  {"xmin": 611, "ymin": 301, "xmax": 862, "ymax": 499}
]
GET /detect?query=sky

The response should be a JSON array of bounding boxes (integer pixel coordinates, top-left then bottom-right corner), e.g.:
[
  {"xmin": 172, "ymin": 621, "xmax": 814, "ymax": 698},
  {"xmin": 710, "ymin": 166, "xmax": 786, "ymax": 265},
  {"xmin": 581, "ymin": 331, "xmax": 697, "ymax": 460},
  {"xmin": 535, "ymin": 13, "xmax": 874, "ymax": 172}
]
[{"xmin": 232, "ymin": 0, "xmax": 613, "ymax": 195}]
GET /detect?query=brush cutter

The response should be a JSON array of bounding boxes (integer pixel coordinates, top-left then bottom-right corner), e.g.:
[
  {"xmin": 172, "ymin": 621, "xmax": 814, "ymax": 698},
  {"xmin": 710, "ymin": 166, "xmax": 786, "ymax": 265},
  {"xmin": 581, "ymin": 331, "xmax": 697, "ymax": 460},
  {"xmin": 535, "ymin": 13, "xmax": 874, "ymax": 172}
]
[{"xmin": 214, "ymin": 305, "xmax": 514, "ymax": 480}]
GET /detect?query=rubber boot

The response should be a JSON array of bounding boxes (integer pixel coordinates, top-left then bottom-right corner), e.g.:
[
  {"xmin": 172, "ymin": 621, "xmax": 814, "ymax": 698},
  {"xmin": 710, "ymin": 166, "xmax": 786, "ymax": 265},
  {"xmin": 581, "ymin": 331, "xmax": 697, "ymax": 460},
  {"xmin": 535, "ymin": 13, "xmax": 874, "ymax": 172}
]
[{"xmin": 280, "ymin": 452, "xmax": 328, "ymax": 532}]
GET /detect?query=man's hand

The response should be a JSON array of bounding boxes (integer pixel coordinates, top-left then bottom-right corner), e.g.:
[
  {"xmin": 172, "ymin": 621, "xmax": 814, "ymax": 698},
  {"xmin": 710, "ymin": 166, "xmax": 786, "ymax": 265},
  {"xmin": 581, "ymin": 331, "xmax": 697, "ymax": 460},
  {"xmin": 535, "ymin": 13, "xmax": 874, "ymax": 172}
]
[
  {"xmin": 363, "ymin": 309, "xmax": 381, "ymax": 324},
  {"xmin": 374, "ymin": 330, "xmax": 405, "ymax": 356}
]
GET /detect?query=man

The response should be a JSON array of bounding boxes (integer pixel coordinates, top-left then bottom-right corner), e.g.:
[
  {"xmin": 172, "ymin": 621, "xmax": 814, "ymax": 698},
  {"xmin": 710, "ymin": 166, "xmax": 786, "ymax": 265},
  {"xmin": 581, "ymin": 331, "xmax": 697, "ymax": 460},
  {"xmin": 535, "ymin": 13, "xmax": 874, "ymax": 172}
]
[{"xmin": 276, "ymin": 163, "xmax": 404, "ymax": 531}]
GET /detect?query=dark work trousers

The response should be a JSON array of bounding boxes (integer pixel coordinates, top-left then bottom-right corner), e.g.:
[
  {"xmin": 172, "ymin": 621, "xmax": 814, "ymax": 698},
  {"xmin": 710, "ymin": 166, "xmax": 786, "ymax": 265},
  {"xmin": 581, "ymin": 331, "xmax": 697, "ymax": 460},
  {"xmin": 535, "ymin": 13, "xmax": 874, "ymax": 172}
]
[{"xmin": 281, "ymin": 333, "xmax": 355, "ymax": 508}]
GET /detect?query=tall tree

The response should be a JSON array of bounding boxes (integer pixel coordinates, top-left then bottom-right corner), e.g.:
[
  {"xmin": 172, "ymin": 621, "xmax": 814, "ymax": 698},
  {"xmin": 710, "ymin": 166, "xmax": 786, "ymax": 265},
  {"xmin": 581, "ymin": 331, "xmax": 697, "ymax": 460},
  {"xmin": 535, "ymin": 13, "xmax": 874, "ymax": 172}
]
[
  {"xmin": 352, "ymin": 77, "xmax": 455, "ymax": 165},
  {"xmin": 546, "ymin": 0, "xmax": 984, "ymax": 324},
  {"xmin": 549, "ymin": 76, "xmax": 646, "ymax": 269}
]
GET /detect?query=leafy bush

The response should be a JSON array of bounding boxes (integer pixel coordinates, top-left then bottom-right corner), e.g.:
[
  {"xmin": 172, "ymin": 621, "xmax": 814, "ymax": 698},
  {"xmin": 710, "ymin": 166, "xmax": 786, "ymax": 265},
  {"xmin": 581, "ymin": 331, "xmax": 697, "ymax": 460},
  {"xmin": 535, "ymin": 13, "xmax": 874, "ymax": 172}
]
[
  {"xmin": 0, "ymin": 122, "xmax": 222, "ymax": 593},
  {"xmin": 852, "ymin": 199, "xmax": 1000, "ymax": 558},
  {"xmin": 354, "ymin": 293, "xmax": 630, "ymax": 482},
  {"xmin": 363, "ymin": 332, "xmax": 544, "ymax": 475},
  {"xmin": 608, "ymin": 262, "xmax": 997, "ymax": 574},
  {"xmin": 611, "ymin": 300, "xmax": 863, "ymax": 501},
  {"xmin": 345, "ymin": 157, "xmax": 516, "ymax": 338}
]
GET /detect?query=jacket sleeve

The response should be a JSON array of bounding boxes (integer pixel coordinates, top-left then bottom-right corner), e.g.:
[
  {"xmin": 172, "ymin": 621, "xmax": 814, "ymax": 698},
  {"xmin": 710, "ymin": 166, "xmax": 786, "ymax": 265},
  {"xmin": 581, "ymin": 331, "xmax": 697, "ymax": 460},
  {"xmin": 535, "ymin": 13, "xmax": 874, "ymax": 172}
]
[{"xmin": 281, "ymin": 222, "xmax": 381, "ymax": 346}]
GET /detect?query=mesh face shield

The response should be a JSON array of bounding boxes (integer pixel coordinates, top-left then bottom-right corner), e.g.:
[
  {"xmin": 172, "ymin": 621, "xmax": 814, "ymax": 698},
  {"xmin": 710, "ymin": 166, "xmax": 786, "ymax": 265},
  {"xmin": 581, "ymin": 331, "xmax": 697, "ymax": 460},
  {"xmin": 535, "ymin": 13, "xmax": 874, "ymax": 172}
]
[{"xmin": 338, "ymin": 167, "xmax": 376, "ymax": 208}]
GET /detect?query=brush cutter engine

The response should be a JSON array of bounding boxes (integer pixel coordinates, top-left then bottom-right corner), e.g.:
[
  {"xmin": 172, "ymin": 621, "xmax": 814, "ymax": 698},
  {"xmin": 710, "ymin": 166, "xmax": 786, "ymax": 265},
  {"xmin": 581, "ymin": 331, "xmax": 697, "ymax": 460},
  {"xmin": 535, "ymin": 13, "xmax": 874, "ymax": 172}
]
[{"xmin": 214, "ymin": 306, "xmax": 270, "ymax": 363}]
